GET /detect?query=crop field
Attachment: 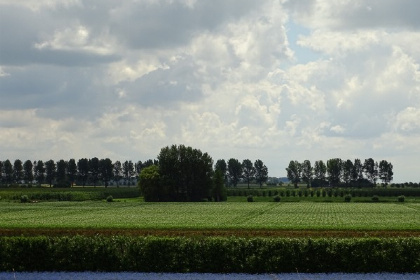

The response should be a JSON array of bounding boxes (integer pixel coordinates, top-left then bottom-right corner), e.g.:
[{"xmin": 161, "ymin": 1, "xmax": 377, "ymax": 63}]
[{"xmin": 0, "ymin": 201, "xmax": 419, "ymax": 236}]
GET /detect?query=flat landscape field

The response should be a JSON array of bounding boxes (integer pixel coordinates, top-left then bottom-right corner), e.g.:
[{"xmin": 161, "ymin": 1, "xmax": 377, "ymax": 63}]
[{"xmin": 0, "ymin": 201, "xmax": 419, "ymax": 237}]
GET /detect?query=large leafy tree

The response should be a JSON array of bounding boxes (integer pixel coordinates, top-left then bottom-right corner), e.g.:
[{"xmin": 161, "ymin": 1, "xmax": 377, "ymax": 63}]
[
  {"xmin": 3, "ymin": 160, "xmax": 13, "ymax": 184},
  {"xmin": 13, "ymin": 159, "xmax": 23, "ymax": 183},
  {"xmin": 363, "ymin": 158, "xmax": 378, "ymax": 185},
  {"xmin": 139, "ymin": 165, "xmax": 161, "ymax": 202},
  {"xmin": 44, "ymin": 160, "xmax": 56, "ymax": 187},
  {"xmin": 242, "ymin": 159, "xmax": 255, "ymax": 188},
  {"xmin": 99, "ymin": 158, "xmax": 114, "ymax": 187},
  {"xmin": 286, "ymin": 160, "xmax": 301, "ymax": 188},
  {"xmin": 227, "ymin": 158, "xmax": 242, "ymax": 187},
  {"xmin": 301, "ymin": 160, "xmax": 313, "ymax": 187},
  {"xmin": 254, "ymin": 159, "xmax": 268, "ymax": 188},
  {"xmin": 23, "ymin": 160, "xmax": 33, "ymax": 184},
  {"xmin": 327, "ymin": 158, "xmax": 342, "ymax": 186},
  {"xmin": 67, "ymin": 159, "xmax": 77, "ymax": 186},
  {"xmin": 158, "ymin": 144, "xmax": 213, "ymax": 201},
  {"xmin": 77, "ymin": 158, "xmax": 89, "ymax": 187},
  {"xmin": 379, "ymin": 160, "xmax": 393, "ymax": 185}
]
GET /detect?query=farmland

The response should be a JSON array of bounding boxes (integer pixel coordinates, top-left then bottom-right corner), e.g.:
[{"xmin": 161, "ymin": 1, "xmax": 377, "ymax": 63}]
[
  {"xmin": 0, "ymin": 201, "xmax": 419, "ymax": 235},
  {"xmin": 1, "ymin": 197, "xmax": 420, "ymax": 272}
]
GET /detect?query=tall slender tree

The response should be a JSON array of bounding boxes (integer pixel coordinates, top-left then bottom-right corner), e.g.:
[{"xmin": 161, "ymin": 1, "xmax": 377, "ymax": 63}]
[
  {"xmin": 23, "ymin": 160, "xmax": 34, "ymax": 184},
  {"xmin": 113, "ymin": 161, "xmax": 122, "ymax": 187},
  {"xmin": 363, "ymin": 158, "xmax": 378, "ymax": 185},
  {"xmin": 3, "ymin": 160, "xmax": 13, "ymax": 184},
  {"xmin": 352, "ymin": 159, "xmax": 364, "ymax": 181},
  {"xmin": 327, "ymin": 158, "xmax": 342, "ymax": 186},
  {"xmin": 313, "ymin": 160, "xmax": 327, "ymax": 181},
  {"xmin": 342, "ymin": 159, "xmax": 354, "ymax": 185},
  {"xmin": 254, "ymin": 159, "xmax": 268, "ymax": 188},
  {"xmin": 34, "ymin": 160, "xmax": 45, "ymax": 185},
  {"xmin": 301, "ymin": 160, "xmax": 313, "ymax": 188},
  {"xmin": 286, "ymin": 160, "xmax": 301, "ymax": 188},
  {"xmin": 227, "ymin": 158, "xmax": 242, "ymax": 187},
  {"xmin": 77, "ymin": 158, "xmax": 89, "ymax": 187},
  {"xmin": 379, "ymin": 160, "xmax": 393, "ymax": 186},
  {"xmin": 44, "ymin": 160, "xmax": 56, "ymax": 187},
  {"xmin": 122, "ymin": 160, "xmax": 134, "ymax": 186},
  {"xmin": 56, "ymin": 159, "xmax": 67, "ymax": 182},
  {"xmin": 67, "ymin": 159, "xmax": 77, "ymax": 186},
  {"xmin": 242, "ymin": 159, "xmax": 255, "ymax": 188},
  {"xmin": 0, "ymin": 161, "xmax": 3, "ymax": 184},
  {"xmin": 212, "ymin": 169, "xmax": 227, "ymax": 202},
  {"xmin": 99, "ymin": 158, "xmax": 113, "ymax": 187},
  {"xmin": 215, "ymin": 159, "xmax": 228, "ymax": 186},
  {"xmin": 89, "ymin": 157, "xmax": 100, "ymax": 187},
  {"xmin": 13, "ymin": 159, "xmax": 23, "ymax": 183}
]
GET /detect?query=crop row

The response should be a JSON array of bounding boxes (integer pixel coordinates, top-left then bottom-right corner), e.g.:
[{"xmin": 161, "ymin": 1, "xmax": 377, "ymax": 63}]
[
  {"xmin": 0, "ymin": 236, "xmax": 419, "ymax": 273},
  {"xmin": 0, "ymin": 202, "xmax": 419, "ymax": 231}
]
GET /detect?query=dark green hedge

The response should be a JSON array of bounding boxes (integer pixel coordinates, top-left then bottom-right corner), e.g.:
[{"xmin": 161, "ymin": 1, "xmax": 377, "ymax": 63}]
[
  {"xmin": 0, "ymin": 236, "xmax": 419, "ymax": 273},
  {"xmin": 0, "ymin": 187, "xmax": 140, "ymax": 202}
]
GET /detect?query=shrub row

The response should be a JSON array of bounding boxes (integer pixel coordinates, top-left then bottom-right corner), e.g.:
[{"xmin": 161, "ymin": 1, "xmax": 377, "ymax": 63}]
[
  {"xmin": 0, "ymin": 188, "xmax": 140, "ymax": 202},
  {"xmin": 0, "ymin": 236, "xmax": 419, "ymax": 273},
  {"xmin": 227, "ymin": 188, "xmax": 420, "ymax": 198}
]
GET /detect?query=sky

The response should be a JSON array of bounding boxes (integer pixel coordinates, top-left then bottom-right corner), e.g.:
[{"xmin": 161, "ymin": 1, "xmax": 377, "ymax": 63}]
[{"xmin": 0, "ymin": 0, "xmax": 419, "ymax": 183}]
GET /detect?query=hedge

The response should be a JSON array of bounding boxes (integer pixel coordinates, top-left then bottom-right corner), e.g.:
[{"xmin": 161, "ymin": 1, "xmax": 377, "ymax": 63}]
[{"xmin": 0, "ymin": 236, "xmax": 419, "ymax": 273}]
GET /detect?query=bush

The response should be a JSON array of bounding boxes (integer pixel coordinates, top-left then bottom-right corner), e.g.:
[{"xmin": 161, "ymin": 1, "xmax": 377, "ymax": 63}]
[
  {"xmin": 106, "ymin": 195, "xmax": 114, "ymax": 202},
  {"xmin": 398, "ymin": 195, "xmax": 405, "ymax": 202},
  {"xmin": 344, "ymin": 194, "xmax": 352, "ymax": 202},
  {"xmin": 372, "ymin": 195, "xmax": 379, "ymax": 202},
  {"xmin": 20, "ymin": 195, "xmax": 29, "ymax": 203},
  {"xmin": 273, "ymin": 195, "xmax": 281, "ymax": 202},
  {"xmin": 247, "ymin": 195, "xmax": 254, "ymax": 202}
]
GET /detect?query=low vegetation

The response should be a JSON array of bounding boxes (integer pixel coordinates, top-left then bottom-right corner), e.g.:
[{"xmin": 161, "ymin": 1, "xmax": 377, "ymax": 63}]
[
  {"xmin": 1, "ymin": 236, "xmax": 419, "ymax": 272},
  {"xmin": 0, "ymin": 201, "xmax": 419, "ymax": 231}
]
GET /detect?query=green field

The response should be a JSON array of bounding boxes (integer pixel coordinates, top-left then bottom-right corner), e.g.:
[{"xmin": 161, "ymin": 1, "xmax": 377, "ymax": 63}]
[{"xmin": 1, "ymin": 201, "xmax": 419, "ymax": 232}]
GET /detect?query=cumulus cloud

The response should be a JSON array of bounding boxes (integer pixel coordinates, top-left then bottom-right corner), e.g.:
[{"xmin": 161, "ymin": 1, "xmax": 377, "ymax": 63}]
[{"xmin": 1, "ymin": 0, "xmax": 419, "ymax": 182}]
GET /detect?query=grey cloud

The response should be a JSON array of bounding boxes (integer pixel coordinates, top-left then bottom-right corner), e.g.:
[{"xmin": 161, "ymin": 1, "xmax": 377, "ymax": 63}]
[
  {"xmin": 121, "ymin": 56, "xmax": 202, "ymax": 107},
  {"xmin": 0, "ymin": 5, "xmax": 120, "ymax": 66},
  {"xmin": 0, "ymin": 65, "xmax": 115, "ymax": 120},
  {"xmin": 108, "ymin": 0, "xmax": 261, "ymax": 49}
]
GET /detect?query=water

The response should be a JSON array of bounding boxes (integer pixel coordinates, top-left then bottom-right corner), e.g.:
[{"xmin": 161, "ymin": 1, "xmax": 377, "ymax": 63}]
[{"xmin": 0, "ymin": 272, "xmax": 418, "ymax": 280}]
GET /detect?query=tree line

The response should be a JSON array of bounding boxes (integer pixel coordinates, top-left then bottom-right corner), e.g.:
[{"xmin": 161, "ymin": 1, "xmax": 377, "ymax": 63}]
[
  {"xmin": 138, "ymin": 144, "xmax": 269, "ymax": 202},
  {"xmin": 0, "ymin": 158, "xmax": 157, "ymax": 187},
  {"xmin": 286, "ymin": 158, "xmax": 393, "ymax": 188}
]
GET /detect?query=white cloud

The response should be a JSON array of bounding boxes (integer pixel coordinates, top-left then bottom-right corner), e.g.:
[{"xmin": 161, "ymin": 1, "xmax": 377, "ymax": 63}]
[
  {"xmin": 1, "ymin": 0, "xmax": 420, "ymax": 182},
  {"xmin": 393, "ymin": 107, "xmax": 420, "ymax": 134}
]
